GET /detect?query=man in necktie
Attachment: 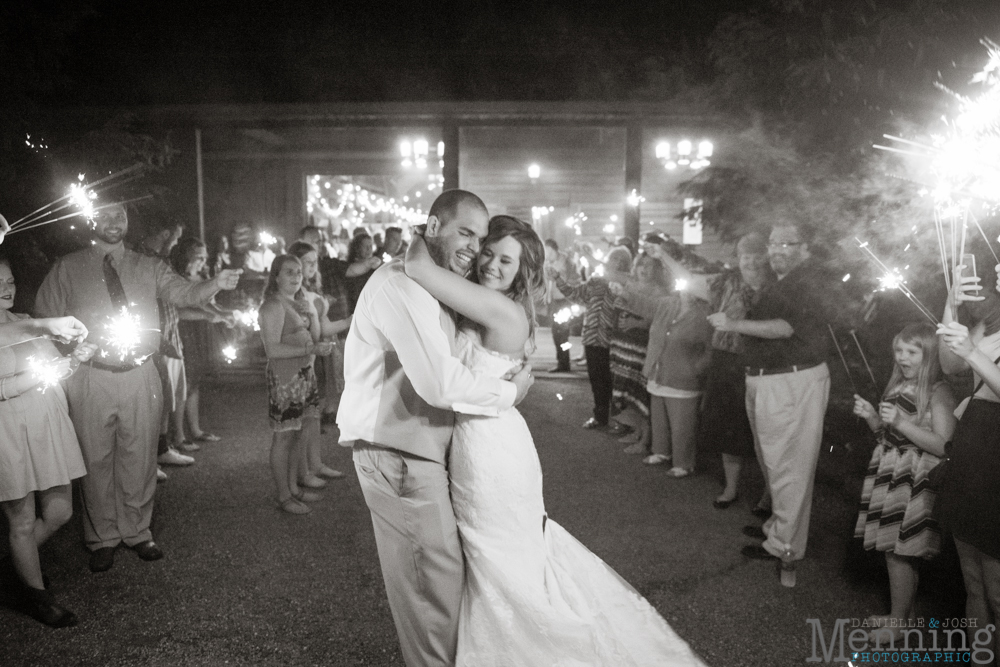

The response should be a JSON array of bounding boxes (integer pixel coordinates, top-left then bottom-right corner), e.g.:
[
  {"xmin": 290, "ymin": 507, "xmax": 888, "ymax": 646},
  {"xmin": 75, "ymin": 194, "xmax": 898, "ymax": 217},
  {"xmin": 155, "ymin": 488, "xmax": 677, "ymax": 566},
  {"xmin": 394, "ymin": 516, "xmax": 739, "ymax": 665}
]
[{"xmin": 35, "ymin": 203, "xmax": 241, "ymax": 572}]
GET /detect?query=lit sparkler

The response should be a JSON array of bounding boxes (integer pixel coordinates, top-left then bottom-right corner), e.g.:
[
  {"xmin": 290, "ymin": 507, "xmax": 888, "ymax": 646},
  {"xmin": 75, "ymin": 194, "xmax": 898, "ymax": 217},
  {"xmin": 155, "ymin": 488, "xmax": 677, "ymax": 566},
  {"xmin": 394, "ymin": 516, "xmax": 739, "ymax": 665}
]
[
  {"xmin": 222, "ymin": 345, "xmax": 238, "ymax": 364},
  {"xmin": 382, "ymin": 253, "xmax": 392, "ymax": 263},
  {"xmin": 234, "ymin": 308, "xmax": 260, "ymax": 331},
  {"xmin": 674, "ymin": 278, "xmax": 689, "ymax": 292},
  {"xmin": 26, "ymin": 355, "xmax": 67, "ymax": 393},
  {"xmin": 68, "ymin": 177, "xmax": 98, "ymax": 226},
  {"xmin": 103, "ymin": 306, "xmax": 146, "ymax": 364},
  {"xmin": 259, "ymin": 231, "xmax": 277, "ymax": 246},
  {"xmin": 552, "ymin": 304, "xmax": 583, "ymax": 325},
  {"xmin": 856, "ymin": 238, "xmax": 939, "ymax": 325}
]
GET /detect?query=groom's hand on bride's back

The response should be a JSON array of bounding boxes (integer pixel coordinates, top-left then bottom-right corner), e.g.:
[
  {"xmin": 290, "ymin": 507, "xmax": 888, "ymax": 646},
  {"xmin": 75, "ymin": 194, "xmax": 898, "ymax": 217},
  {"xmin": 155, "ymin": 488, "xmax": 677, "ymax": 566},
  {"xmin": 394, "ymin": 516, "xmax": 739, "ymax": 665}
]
[{"xmin": 511, "ymin": 364, "xmax": 534, "ymax": 406}]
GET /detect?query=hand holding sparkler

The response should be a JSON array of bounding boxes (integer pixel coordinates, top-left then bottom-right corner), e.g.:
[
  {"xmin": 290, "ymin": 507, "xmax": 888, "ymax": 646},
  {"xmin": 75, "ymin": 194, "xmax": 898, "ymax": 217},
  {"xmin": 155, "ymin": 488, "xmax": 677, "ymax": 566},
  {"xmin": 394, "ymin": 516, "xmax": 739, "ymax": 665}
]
[
  {"xmin": 71, "ymin": 341, "xmax": 99, "ymax": 364},
  {"xmin": 951, "ymin": 265, "xmax": 985, "ymax": 304},
  {"xmin": 852, "ymin": 395, "xmax": 878, "ymax": 422},
  {"xmin": 937, "ymin": 321, "xmax": 977, "ymax": 359},
  {"xmin": 0, "ymin": 213, "xmax": 9, "ymax": 244},
  {"xmin": 214, "ymin": 268, "xmax": 243, "ymax": 291},
  {"xmin": 40, "ymin": 316, "xmax": 89, "ymax": 344}
]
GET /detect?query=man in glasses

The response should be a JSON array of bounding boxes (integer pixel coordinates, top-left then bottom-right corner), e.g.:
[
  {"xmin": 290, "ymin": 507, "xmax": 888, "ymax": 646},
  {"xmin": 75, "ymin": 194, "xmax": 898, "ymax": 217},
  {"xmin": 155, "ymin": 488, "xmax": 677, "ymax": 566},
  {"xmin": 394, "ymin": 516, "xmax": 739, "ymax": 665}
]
[{"xmin": 708, "ymin": 222, "xmax": 830, "ymax": 569}]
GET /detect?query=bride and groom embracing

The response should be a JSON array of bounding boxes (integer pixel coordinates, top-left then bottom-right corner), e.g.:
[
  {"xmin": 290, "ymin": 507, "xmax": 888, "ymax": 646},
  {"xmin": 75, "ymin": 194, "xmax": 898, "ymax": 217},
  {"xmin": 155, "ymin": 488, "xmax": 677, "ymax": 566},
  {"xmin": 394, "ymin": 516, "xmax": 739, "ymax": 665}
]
[{"xmin": 338, "ymin": 190, "xmax": 707, "ymax": 667}]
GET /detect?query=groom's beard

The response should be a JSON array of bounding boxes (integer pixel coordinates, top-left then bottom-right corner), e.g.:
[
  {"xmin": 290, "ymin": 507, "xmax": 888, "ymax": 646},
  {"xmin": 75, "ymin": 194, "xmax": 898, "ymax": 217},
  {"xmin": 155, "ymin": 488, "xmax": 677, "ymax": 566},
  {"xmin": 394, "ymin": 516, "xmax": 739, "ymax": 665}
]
[{"xmin": 426, "ymin": 238, "xmax": 471, "ymax": 277}]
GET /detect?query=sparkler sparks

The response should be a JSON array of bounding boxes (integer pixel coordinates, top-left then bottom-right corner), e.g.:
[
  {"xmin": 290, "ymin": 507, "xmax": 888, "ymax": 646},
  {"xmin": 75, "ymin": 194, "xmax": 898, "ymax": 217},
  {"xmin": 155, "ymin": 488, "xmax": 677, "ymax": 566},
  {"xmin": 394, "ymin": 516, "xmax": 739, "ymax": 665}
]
[
  {"xmin": 856, "ymin": 239, "xmax": 939, "ymax": 325},
  {"xmin": 259, "ymin": 231, "xmax": 277, "ymax": 247},
  {"xmin": 103, "ymin": 306, "xmax": 146, "ymax": 364},
  {"xmin": 234, "ymin": 308, "xmax": 261, "ymax": 331},
  {"xmin": 222, "ymin": 345, "xmax": 238, "ymax": 364},
  {"xmin": 27, "ymin": 356, "xmax": 66, "ymax": 393},
  {"xmin": 552, "ymin": 305, "xmax": 583, "ymax": 325}
]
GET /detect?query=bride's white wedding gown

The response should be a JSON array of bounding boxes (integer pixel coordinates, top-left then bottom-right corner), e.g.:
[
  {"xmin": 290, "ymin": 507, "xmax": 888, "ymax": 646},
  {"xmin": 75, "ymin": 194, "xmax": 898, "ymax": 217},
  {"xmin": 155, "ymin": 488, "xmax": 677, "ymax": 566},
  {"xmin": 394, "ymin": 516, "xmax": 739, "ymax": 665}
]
[{"xmin": 449, "ymin": 331, "xmax": 709, "ymax": 667}]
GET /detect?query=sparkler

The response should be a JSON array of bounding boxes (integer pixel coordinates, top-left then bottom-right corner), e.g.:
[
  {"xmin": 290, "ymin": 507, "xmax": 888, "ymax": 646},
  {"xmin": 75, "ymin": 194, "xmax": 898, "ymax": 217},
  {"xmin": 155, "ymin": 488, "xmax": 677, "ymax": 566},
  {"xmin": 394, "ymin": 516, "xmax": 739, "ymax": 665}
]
[
  {"xmin": 259, "ymin": 231, "xmax": 277, "ymax": 247},
  {"xmin": 9, "ymin": 163, "xmax": 147, "ymax": 230},
  {"xmin": 849, "ymin": 330, "xmax": 879, "ymax": 393},
  {"xmin": 855, "ymin": 238, "xmax": 939, "ymax": 325},
  {"xmin": 102, "ymin": 306, "xmax": 155, "ymax": 365},
  {"xmin": 26, "ymin": 355, "xmax": 68, "ymax": 393},
  {"xmin": 234, "ymin": 308, "xmax": 261, "ymax": 331},
  {"xmin": 828, "ymin": 325, "xmax": 861, "ymax": 396},
  {"xmin": 552, "ymin": 304, "xmax": 583, "ymax": 325},
  {"xmin": 222, "ymin": 345, "xmax": 238, "ymax": 364},
  {"xmin": 874, "ymin": 41, "xmax": 1000, "ymax": 287}
]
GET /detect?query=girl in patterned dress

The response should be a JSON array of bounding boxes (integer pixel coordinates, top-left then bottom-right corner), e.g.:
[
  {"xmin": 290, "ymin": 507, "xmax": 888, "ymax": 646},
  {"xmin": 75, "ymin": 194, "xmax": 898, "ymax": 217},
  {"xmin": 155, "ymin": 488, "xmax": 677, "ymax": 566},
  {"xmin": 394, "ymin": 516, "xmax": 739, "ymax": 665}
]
[
  {"xmin": 852, "ymin": 323, "xmax": 957, "ymax": 637},
  {"xmin": 259, "ymin": 255, "xmax": 334, "ymax": 515}
]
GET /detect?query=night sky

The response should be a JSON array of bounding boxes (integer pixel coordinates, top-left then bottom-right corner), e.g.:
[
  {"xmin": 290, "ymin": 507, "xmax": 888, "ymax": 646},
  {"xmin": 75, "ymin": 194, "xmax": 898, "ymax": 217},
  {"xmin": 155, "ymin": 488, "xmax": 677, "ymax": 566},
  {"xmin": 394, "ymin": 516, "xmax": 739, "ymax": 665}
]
[{"xmin": 39, "ymin": 0, "xmax": 757, "ymax": 105}]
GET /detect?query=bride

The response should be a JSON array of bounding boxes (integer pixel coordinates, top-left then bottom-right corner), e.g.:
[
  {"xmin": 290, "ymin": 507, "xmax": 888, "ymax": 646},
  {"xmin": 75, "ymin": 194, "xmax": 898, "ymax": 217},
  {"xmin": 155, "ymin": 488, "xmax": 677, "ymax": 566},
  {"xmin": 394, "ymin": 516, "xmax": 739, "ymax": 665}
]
[{"xmin": 405, "ymin": 216, "xmax": 708, "ymax": 667}]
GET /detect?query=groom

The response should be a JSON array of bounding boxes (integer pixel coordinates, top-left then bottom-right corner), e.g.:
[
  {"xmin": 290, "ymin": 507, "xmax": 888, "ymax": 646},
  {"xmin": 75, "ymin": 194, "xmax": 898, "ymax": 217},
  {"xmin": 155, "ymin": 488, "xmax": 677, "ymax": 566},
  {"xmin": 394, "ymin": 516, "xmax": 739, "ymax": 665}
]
[{"xmin": 338, "ymin": 189, "xmax": 534, "ymax": 667}]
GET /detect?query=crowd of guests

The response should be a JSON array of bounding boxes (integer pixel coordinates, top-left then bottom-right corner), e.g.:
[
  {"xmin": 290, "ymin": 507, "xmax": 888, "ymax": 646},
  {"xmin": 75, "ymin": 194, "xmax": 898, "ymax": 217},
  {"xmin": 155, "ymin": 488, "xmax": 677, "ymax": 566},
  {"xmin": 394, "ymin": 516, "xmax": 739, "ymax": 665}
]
[
  {"xmin": 1, "ymin": 206, "xmax": 998, "ymax": 661},
  {"xmin": 551, "ymin": 222, "xmax": 1000, "ymax": 656}
]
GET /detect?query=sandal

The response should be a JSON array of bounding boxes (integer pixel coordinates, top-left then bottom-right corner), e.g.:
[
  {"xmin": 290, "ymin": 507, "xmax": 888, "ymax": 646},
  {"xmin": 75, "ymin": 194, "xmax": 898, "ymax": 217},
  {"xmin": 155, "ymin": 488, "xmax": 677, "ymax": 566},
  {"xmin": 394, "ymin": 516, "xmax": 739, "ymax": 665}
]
[
  {"xmin": 193, "ymin": 432, "xmax": 221, "ymax": 442},
  {"xmin": 665, "ymin": 467, "xmax": 692, "ymax": 478},
  {"xmin": 643, "ymin": 454, "xmax": 671, "ymax": 465}
]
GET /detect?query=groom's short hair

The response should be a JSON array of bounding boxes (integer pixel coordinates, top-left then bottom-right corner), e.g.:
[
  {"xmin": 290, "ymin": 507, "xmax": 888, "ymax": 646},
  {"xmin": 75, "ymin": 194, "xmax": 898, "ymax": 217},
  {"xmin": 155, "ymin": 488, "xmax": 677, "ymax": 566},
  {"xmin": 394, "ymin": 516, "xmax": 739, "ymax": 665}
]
[{"xmin": 428, "ymin": 190, "xmax": 488, "ymax": 227}]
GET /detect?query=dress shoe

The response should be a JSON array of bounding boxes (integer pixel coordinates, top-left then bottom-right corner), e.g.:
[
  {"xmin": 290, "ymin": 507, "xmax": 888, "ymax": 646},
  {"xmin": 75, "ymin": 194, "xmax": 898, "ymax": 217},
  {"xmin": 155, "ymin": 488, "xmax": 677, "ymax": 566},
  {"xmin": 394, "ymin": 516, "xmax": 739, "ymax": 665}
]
[
  {"xmin": 22, "ymin": 587, "xmax": 78, "ymax": 628},
  {"xmin": 548, "ymin": 365, "xmax": 571, "ymax": 373},
  {"xmin": 582, "ymin": 418, "xmax": 607, "ymax": 430},
  {"xmin": 741, "ymin": 544, "xmax": 778, "ymax": 561},
  {"xmin": 742, "ymin": 525, "xmax": 766, "ymax": 540},
  {"xmin": 643, "ymin": 454, "xmax": 671, "ymax": 465},
  {"xmin": 665, "ymin": 467, "xmax": 693, "ymax": 478},
  {"xmin": 89, "ymin": 546, "xmax": 117, "ymax": 573},
  {"xmin": 157, "ymin": 448, "xmax": 194, "ymax": 466},
  {"xmin": 713, "ymin": 494, "xmax": 739, "ymax": 510},
  {"xmin": 131, "ymin": 540, "xmax": 164, "ymax": 561},
  {"xmin": 751, "ymin": 506, "xmax": 772, "ymax": 520}
]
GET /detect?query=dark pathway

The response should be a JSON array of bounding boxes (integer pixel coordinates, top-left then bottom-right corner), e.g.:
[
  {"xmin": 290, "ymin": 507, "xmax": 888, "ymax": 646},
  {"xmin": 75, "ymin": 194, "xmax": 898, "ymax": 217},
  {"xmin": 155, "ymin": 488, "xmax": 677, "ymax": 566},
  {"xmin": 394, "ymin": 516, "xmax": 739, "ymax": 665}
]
[{"xmin": 2, "ymin": 373, "xmax": 919, "ymax": 666}]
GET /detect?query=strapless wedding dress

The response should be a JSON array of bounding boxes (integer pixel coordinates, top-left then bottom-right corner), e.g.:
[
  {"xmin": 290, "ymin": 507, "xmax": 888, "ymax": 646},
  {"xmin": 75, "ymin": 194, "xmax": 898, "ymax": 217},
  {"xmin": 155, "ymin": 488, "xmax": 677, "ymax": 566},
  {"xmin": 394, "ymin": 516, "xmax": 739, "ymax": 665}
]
[{"xmin": 449, "ymin": 330, "xmax": 709, "ymax": 667}]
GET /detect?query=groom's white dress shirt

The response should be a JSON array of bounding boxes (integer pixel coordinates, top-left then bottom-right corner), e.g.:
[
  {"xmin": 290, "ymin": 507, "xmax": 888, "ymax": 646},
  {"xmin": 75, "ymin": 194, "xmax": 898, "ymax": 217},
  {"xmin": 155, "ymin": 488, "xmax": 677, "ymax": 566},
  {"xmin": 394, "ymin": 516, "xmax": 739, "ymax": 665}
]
[{"xmin": 338, "ymin": 260, "xmax": 516, "ymax": 464}]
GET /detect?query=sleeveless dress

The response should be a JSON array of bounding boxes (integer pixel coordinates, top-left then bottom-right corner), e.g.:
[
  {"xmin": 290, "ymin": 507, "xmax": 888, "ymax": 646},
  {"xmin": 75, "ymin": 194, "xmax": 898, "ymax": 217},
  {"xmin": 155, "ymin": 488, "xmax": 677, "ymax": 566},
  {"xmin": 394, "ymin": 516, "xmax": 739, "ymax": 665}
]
[
  {"xmin": 264, "ymin": 298, "xmax": 320, "ymax": 431},
  {"xmin": 853, "ymin": 382, "xmax": 943, "ymax": 559},
  {"xmin": 449, "ymin": 330, "xmax": 708, "ymax": 667},
  {"xmin": 0, "ymin": 314, "xmax": 86, "ymax": 502}
]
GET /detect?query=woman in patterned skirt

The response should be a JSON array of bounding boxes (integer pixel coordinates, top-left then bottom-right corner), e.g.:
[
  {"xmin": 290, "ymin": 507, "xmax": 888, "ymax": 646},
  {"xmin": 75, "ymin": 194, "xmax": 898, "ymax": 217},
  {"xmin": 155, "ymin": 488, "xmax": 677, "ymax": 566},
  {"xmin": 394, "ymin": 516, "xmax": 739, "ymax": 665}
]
[
  {"xmin": 852, "ymin": 323, "xmax": 956, "ymax": 638},
  {"xmin": 259, "ymin": 255, "xmax": 334, "ymax": 515},
  {"xmin": 609, "ymin": 251, "xmax": 670, "ymax": 454}
]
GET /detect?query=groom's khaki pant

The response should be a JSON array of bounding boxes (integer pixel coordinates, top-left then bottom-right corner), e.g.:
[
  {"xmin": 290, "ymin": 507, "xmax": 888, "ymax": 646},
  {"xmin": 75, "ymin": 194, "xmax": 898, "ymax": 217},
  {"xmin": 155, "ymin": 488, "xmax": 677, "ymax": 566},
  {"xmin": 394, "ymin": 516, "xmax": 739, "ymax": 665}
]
[{"xmin": 353, "ymin": 441, "xmax": 464, "ymax": 667}]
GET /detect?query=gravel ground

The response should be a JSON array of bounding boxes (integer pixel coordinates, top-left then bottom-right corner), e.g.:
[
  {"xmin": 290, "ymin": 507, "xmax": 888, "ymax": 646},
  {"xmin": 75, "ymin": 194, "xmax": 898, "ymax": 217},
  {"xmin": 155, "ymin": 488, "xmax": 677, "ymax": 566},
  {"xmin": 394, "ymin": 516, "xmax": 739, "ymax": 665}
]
[{"xmin": 0, "ymin": 369, "xmax": 966, "ymax": 666}]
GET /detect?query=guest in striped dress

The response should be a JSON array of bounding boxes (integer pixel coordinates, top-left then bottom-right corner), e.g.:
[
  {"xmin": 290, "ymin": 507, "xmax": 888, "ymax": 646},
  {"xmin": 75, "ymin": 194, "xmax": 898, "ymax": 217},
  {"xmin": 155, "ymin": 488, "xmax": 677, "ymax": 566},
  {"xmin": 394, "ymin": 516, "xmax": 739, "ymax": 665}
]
[
  {"xmin": 609, "ymin": 252, "xmax": 670, "ymax": 453},
  {"xmin": 556, "ymin": 247, "xmax": 632, "ymax": 430},
  {"xmin": 852, "ymin": 323, "xmax": 956, "ymax": 638}
]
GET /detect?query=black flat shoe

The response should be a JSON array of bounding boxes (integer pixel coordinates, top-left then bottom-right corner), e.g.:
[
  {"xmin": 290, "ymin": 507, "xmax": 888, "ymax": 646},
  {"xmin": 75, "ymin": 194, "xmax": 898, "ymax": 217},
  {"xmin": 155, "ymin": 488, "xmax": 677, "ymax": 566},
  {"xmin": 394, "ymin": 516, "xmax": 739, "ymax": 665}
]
[
  {"xmin": 750, "ymin": 506, "xmax": 772, "ymax": 520},
  {"xmin": 131, "ymin": 540, "xmax": 164, "ymax": 562},
  {"xmin": 22, "ymin": 587, "xmax": 78, "ymax": 628},
  {"xmin": 89, "ymin": 546, "xmax": 117, "ymax": 573},
  {"xmin": 713, "ymin": 495, "xmax": 739, "ymax": 510},
  {"xmin": 741, "ymin": 544, "xmax": 778, "ymax": 561},
  {"xmin": 742, "ymin": 525, "xmax": 766, "ymax": 540},
  {"xmin": 582, "ymin": 418, "xmax": 607, "ymax": 430}
]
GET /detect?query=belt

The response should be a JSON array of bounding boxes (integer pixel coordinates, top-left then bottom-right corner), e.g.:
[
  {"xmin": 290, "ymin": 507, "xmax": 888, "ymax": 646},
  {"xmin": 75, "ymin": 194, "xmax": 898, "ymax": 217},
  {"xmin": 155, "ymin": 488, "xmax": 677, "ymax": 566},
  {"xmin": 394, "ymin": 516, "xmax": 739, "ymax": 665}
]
[
  {"xmin": 86, "ymin": 357, "xmax": 152, "ymax": 373},
  {"xmin": 745, "ymin": 361, "xmax": 822, "ymax": 377}
]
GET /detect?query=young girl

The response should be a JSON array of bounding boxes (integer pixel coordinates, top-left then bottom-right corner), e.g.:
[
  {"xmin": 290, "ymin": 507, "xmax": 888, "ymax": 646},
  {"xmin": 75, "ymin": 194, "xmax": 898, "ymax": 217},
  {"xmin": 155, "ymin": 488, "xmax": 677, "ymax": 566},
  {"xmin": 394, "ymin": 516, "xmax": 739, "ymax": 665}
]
[
  {"xmin": 259, "ymin": 255, "xmax": 334, "ymax": 514},
  {"xmin": 0, "ymin": 257, "xmax": 98, "ymax": 627},
  {"xmin": 287, "ymin": 241, "xmax": 351, "ymax": 482},
  {"xmin": 853, "ymin": 323, "xmax": 957, "ymax": 637}
]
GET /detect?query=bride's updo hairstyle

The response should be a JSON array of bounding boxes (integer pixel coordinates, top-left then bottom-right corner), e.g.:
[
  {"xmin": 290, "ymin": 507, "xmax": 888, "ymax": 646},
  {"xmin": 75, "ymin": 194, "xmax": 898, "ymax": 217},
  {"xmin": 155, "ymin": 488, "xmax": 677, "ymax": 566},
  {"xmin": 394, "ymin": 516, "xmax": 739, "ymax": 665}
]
[{"xmin": 476, "ymin": 215, "xmax": 546, "ymax": 335}]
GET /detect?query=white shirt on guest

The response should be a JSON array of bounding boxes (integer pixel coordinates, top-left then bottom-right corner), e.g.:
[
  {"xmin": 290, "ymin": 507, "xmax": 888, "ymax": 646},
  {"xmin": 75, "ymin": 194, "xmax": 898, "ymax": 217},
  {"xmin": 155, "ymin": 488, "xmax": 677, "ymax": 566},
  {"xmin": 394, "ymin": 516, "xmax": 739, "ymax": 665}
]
[{"xmin": 337, "ymin": 260, "xmax": 517, "ymax": 463}]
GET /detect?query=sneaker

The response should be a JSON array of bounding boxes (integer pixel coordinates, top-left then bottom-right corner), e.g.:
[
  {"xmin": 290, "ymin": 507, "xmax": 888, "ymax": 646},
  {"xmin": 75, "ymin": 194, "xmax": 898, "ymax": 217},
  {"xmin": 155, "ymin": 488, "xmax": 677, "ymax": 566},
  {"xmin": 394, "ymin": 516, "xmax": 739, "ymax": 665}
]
[
  {"xmin": 157, "ymin": 448, "xmax": 194, "ymax": 466},
  {"xmin": 156, "ymin": 467, "xmax": 168, "ymax": 482}
]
